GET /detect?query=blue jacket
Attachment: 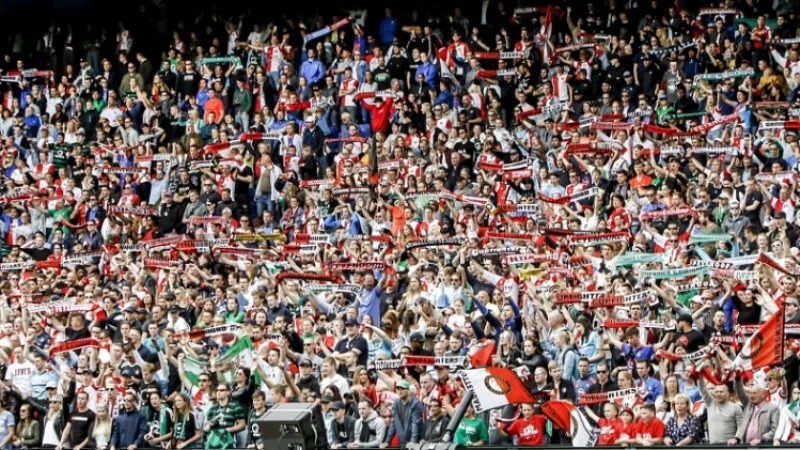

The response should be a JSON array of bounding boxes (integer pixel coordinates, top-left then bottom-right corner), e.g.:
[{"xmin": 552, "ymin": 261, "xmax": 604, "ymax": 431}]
[
  {"xmin": 324, "ymin": 213, "xmax": 363, "ymax": 236},
  {"xmin": 110, "ymin": 408, "xmax": 148, "ymax": 448},
  {"xmin": 379, "ymin": 17, "xmax": 398, "ymax": 45},
  {"xmin": 385, "ymin": 396, "xmax": 423, "ymax": 446},
  {"xmin": 415, "ymin": 62, "xmax": 438, "ymax": 89},
  {"xmin": 300, "ymin": 59, "xmax": 326, "ymax": 86}
]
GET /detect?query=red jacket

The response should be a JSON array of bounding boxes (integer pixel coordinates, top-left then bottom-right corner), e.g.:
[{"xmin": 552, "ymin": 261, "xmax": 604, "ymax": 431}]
[{"xmin": 361, "ymin": 97, "xmax": 394, "ymax": 133}]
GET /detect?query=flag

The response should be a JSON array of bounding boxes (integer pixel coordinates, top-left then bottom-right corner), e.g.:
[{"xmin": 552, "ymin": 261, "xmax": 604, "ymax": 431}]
[
  {"xmin": 182, "ymin": 356, "xmax": 208, "ymax": 387},
  {"xmin": 733, "ymin": 307, "xmax": 784, "ymax": 371},
  {"xmin": 438, "ymin": 57, "xmax": 457, "ymax": 84},
  {"xmin": 218, "ymin": 336, "xmax": 255, "ymax": 369},
  {"xmin": 469, "ymin": 339, "xmax": 497, "ymax": 368},
  {"xmin": 182, "ymin": 337, "xmax": 258, "ymax": 386},
  {"xmin": 777, "ymin": 398, "xmax": 800, "ymax": 441},
  {"xmin": 541, "ymin": 401, "xmax": 598, "ymax": 447},
  {"xmin": 539, "ymin": 7, "xmax": 553, "ymax": 62},
  {"xmin": 457, "ymin": 367, "xmax": 536, "ymax": 413}
]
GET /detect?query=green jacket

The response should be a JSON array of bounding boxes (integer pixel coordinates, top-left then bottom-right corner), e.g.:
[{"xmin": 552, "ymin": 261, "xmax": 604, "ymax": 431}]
[{"xmin": 233, "ymin": 88, "xmax": 253, "ymax": 115}]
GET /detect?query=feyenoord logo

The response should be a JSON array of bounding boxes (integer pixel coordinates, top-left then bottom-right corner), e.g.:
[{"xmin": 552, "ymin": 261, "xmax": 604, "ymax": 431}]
[
  {"xmin": 484, "ymin": 373, "xmax": 513, "ymax": 395},
  {"xmin": 740, "ymin": 333, "xmax": 764, "ymax": 359}
]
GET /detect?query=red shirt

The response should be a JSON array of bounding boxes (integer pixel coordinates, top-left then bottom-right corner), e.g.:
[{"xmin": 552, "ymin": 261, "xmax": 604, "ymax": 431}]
[
  {"xmin": 505, "ymin": 415, "xmax": 547, "ymax": 446},
  {"xmin": 619, "ymin": 421, "xmax": 637, "ymax": 439},
  {"xmin": 598, "ymin": 418, "xmax": 623, "ymax": 446},
  {"xmin": 633, "ymin": 418, "xmax": 665, "ymax": 440}
]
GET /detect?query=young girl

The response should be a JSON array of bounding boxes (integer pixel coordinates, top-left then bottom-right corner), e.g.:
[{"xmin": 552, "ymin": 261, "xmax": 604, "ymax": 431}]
[
  {"xmin": 91, "ymin": 403, "xmax": 112, "ymax": 449},
  {"xmin": 615, "ymin": 408, "xmax": 637, "ymax": 445},
  {"xmin": 171, "ymin": 393, "xmax": 202, "ymax": 449},
  {"xmin": 585, "ymin": 402, "xmax": 622, "ymax": 446}
]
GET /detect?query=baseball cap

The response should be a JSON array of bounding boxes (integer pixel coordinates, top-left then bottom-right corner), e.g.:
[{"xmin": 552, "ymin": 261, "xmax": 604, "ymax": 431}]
[
  {"xmin": 168, "ymin": 305, "xmax": 182, "ymax": 313},
  {"xmin": 321, "ymin": 394, "xmax": 334, "ymax": 404},
  {"xmin": 409, "ymin": 332, "xmax": 425, "ymax": 343},
  {"xmin": 305, "ymin": 116, "xmax": 316, "ymax": 124},
  {"xmin": 396, "ymin": 380, "xmax": 411, "ymax": 390},
  {"xmin": 690, "ymin": 295, "xmax": 704, "ymax": 304},
  {"xmin": 46, "ymin": 381, "xmax": 58, "ymax": 389},
  {"xmin": 677, "ymin": 312, "xmax": 694, "ymax": 323},
  {"xmin": 330, "ymin": 401, "xmax": 346, "ymax": 410},
  {"xmin": 623, "ymin": 71, "xmax": 632, "ymax": 77},
  {"xmin": 299, "ymin": 358, "xmax": 313, "ymax": 367},
  {"xmin": 729, "ymin": 199, "xmax": 740, "ymax": 207},
  {"xmin": 121, "ymin": 368, "xmax": 134, "ymax": 377}
]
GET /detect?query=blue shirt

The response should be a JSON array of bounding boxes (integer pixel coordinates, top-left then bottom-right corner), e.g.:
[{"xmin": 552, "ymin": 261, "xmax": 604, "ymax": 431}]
[
  {"xmin": 637, "ymin": 375, "xmax": 663, "ymax": 404},
  {"xmin": 358, "ymin": 286, "xmax": 382, "ymax": 325},
  {"xmin": 30, "ymin": 369, "xmax": 59, "ymax": 401},
  {"xmin": 621, "ymin": 343, "xmax": 656, "ymax": 370},
  {"xmin": 0, "ymin": 410, "xmax": 14, "ymax": 450}
]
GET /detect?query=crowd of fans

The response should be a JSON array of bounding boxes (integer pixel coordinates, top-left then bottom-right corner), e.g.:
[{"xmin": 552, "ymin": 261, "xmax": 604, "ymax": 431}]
[{"xmin": 0, "ymin": 0, "xmax": 799, "ymax": 448}]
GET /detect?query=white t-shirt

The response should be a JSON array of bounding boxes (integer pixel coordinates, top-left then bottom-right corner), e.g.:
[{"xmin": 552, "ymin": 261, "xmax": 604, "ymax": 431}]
[{"xmin": 5, "ymin": 360, "xmax": 34, "ymax": 396}]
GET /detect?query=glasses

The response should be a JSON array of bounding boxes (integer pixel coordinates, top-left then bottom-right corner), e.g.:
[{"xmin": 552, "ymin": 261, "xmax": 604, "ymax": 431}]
[{"xmin": 596, "ymin": 370, "xmax": 608, "ymax": 374}]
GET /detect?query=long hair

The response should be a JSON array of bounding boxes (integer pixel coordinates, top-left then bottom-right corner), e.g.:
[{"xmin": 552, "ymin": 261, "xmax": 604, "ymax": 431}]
[{"xmin": 172, "ymin": 393, "xmax": 193, "ymax": 421}]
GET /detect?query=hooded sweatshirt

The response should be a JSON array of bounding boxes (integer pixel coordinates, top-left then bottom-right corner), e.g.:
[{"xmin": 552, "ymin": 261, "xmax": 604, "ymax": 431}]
[{"xmin": 354, "ymin": 410, "xmax": 386, "ymax": 447}]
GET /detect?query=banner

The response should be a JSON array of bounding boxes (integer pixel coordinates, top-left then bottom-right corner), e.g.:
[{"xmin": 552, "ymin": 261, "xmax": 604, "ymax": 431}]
[
  {"xmin": 186, "ymin": 324, "xmax": 242, "ymax": 341},
  {"xmin": 615, "ymin": 252, "xmax": 667, "ymax": 266},
  {"xmin": 640, "ymin": 265, "xmax": 707, "ymax": 280},
  {"xmin": 233, "ymin": 233, "xmax": 286, "ymax": 243},
  {"xmin": 458, "ymin": 368, "xmax": 537, "ymax": 413},
  {"xmin": 689, "ymin": 233, "xmax": 733, "ymax": 244},
  {"xmin": 567, "ymin": 232, "xmax": 628, "ymax": 247},
  {"xmin": 405, "ymin": 237, "xmax": 465, "ymax": 251},
  {"xmin": 49, "ymin": 338, "xmax": 100, "ymax": 358},
  {"xmin": 306, "ymin": 284, "xmax": 362, "ymax": 295},
  {"xmin": 578, "ymin": 388, "xmax": 639, "ymax": 405},
  {"xmin": 328, "ymin": 262, "xmax": 386, "ymax": 271}
]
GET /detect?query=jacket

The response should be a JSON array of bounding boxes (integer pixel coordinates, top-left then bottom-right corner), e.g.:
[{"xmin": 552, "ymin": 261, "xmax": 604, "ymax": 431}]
[
  {"xmin": 110, "ymin": 408, "xmax": 148, "ymax": 448},
  {"xmin": 360, "ymin": 97, "xmax": 394, "ymax": 133},
  {"xmin": 385, "ymin": 396, "xmax": 423, "ymax": 446},
  {"xmin": 331, "ymin": 415, "xmax": 357, "ymax": 446},
  {"xmin": 354, "ymin": 410, "xmax": 386, "ymax": 447},
  {"xmin": 735, "ymin": 380, "xmax": 779, "ymax": 443}
]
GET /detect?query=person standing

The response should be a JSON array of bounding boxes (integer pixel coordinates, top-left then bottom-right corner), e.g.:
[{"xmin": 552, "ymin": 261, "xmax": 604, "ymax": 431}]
[
  {"xmin": 0, "ymin": 398, "xmax": 16, "ymax": 450},
  {"xmin": 57, "ymin": 391, "xmax": 96, "ymax": 450},
  {"xmin": 383, "ymin": 380, "xmax": 423, "ymax": 447},
  {"xmin": 204, "ymin": 382, "xmax": 246, "ymax": 450},
  {"xmin": 352, "ymin": 399, "xmax": 386, "ymax": 448},
  {"xmin": 454, "ymin": 404, "xmax": 487, "ymax": 446},
  {"xmin": 109, "ymin": 392, "xmax": 148, "ymax": 450},
  {"xmin": 698, "ymin": 378, "xmax": 743, "ymax": 444},
  {"xmin": 330, "ymin": 401, "xmax": 356, "ymax": 449},
  {"xmin": 736, "ymin": 379, "xmax": 779, "ymax": 445}
]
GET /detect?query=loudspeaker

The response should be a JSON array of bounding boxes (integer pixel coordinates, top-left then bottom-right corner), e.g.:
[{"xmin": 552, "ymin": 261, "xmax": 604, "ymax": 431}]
[{"xmin": 256, "ymin": 402, "xmax": 328, "ymax": 450}]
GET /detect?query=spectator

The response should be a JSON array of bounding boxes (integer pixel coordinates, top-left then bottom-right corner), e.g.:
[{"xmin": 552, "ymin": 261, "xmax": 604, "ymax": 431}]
[
  {"xmin": 352, "ymin": 399, "xmax": 385, "ymax": 448},
  {"xmin": 109, "ymin": 393, "xmax": 148, "ymax": 450}
]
